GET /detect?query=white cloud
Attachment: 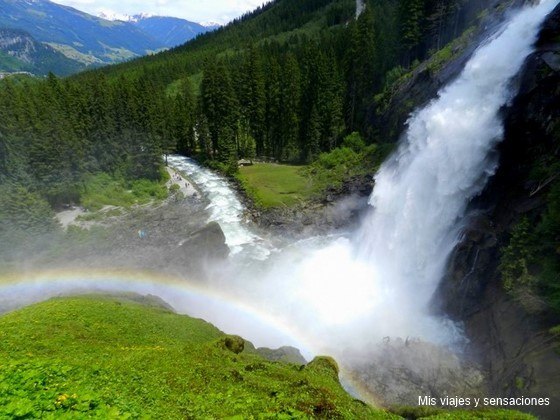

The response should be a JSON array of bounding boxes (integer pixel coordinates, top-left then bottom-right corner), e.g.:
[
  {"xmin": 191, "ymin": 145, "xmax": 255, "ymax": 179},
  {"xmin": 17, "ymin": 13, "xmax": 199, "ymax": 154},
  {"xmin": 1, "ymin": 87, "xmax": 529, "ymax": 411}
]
[{"xmin": 51, "ymin": 0, "xmax": 267, "ymax": 24}]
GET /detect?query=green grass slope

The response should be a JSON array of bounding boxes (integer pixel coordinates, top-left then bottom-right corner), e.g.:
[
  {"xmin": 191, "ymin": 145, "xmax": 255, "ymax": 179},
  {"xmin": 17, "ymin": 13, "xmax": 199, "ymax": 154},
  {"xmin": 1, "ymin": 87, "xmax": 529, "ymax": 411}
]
[
  {"xmin": 236, "ymin": 163, "xmax": 313, "ymax": 208},
  {"xmin": 0, "ymin": 296, "xmax": 537, "ymax": 419},
  {"xmin": 0, "ymin": 295, "xmax": 395, "ymax": 419}
]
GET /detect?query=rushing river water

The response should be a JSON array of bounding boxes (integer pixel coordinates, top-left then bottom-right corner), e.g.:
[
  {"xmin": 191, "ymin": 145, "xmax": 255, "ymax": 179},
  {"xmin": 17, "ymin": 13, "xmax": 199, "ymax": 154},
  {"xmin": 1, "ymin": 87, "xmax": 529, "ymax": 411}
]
[{"xmin": 167, "ymin": 155, "xmax": 272, "ymax": 261}]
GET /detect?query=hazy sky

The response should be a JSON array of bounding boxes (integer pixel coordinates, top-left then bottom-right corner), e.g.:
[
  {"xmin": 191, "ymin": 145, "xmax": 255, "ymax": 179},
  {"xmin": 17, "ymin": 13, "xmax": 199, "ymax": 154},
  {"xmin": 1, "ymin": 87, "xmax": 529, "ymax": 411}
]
[{"xmin": 51, "ymin": 0, "xmax": 267, "ymax": 24}]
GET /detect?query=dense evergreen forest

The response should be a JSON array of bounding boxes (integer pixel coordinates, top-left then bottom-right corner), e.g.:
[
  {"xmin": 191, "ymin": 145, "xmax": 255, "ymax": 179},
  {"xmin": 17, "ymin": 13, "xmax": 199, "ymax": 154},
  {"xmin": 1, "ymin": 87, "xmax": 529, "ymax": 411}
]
[{"xmin": 0, "ymin": 0, "xmax": 518, "ymax": 250}]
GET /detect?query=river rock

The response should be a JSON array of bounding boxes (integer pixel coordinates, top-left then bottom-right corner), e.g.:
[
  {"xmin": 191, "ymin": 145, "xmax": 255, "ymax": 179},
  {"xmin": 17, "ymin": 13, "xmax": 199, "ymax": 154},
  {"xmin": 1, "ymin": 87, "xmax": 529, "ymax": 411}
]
[{"xmin": 170, "ymin": 221, "xmax": 229, "ymax": 270}]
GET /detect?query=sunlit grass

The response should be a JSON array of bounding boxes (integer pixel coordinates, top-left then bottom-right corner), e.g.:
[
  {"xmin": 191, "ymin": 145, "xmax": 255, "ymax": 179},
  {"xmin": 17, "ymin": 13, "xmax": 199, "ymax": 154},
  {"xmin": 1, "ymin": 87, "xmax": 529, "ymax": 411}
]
[
  {"xmin": 0, "ymin": 295, "xmax": 395, "ymax": 418},
  {"xmin": 80, "ymin": 173, "xmax": 168, "ymax": 212},
  {"xmin": 236, "ymin": 163, "xmax": 313, "ymax": 208}
]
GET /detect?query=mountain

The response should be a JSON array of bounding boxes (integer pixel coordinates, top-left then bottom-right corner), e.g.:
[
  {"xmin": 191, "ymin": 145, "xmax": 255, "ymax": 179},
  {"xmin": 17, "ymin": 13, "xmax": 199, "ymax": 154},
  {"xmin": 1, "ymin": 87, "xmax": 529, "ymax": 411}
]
[
  {"xmin": 98, "ymin": 12, "xmax": 220, "ymax": 49},
  {"xmin": 0, "ymin": 0, "xmax": 162, "ymax": 65},
  {"xmin": 130, "ymin": 15, "xmax": 219, "ymax": 48},
  {"xmin": 0, "ymin": 27, "xmax": 84, "ymax": 76},
  {"xmin": 0, "ymin": 0, "xmax": 220, "ymax": 74},
  {"xmin": 98, "ymin": 12, "xmax": 220, "ymax": 48}
]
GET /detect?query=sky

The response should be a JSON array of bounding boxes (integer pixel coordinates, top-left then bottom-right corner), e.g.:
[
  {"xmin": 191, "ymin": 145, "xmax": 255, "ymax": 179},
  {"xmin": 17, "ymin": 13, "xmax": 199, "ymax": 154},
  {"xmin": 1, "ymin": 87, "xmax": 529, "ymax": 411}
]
[{"xmin": 50, "ymin": 0, "xmax": 268, "ymax": 24}]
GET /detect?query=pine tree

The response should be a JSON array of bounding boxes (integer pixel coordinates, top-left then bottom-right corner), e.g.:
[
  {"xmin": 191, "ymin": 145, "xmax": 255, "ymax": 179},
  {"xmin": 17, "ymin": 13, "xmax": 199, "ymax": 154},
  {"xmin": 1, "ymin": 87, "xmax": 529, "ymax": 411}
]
[
  {"xmin": 265, "ymin": 56, "xmax": 282, "ymax": 159},
  {"xmin": 239, "ymin": 46, "xmax": 266, "ymax": 156},
  {"xmin": 399, "ymin": 0, "xmax": 425, "ymax": 64},
  {"xmin": 280, "ymin": 53, "xmax": 301, "ymax": 162},
  {"xmin": 200, "ymin": 60, "xmax": 239, "ymax": 160},
  {"xmin": 344, "ymin": 6, "xmax": 377, "ymax": 132}
]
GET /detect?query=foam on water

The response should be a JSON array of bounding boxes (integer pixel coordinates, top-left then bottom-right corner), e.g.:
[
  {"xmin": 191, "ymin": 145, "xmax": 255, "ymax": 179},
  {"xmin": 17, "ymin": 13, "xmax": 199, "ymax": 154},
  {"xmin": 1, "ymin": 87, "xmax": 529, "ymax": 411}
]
[{"xmin": 167, "ymin": 155, "xmax": 271, "ymax": 260}]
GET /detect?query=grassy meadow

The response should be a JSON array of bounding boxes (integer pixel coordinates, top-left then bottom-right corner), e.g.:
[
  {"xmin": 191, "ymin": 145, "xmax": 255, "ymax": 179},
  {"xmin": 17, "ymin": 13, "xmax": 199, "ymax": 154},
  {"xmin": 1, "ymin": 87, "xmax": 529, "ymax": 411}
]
[{"xmin": 236, "ymin": 163, "xmax": 313, "ymax": 208}]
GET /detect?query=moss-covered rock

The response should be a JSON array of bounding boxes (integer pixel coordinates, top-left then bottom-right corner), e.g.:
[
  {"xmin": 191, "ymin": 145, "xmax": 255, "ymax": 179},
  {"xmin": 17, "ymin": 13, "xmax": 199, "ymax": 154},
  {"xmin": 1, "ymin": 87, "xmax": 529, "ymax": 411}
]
[
  {"xmin": 220, "ymin": 334, "xmax": 245, "ymax": 354},
  {"xmin": 306, "ymin": 356, "xmax": 340, "ymax": 379}
]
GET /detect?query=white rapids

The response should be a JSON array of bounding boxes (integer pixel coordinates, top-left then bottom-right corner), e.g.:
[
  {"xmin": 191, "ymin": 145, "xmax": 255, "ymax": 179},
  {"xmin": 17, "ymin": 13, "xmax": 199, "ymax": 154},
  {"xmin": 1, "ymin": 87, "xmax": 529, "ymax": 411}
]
[{"xmin": 167, "ymin": 155, "xmax": 271, "ymax": 261}]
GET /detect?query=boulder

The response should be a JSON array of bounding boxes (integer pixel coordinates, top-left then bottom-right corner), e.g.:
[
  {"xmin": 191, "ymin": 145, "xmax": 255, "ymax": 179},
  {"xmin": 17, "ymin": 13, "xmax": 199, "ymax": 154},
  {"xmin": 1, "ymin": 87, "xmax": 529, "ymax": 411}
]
[{"xmin": 173, "ymin": 221, "xmax": 229, "ymax": 263}]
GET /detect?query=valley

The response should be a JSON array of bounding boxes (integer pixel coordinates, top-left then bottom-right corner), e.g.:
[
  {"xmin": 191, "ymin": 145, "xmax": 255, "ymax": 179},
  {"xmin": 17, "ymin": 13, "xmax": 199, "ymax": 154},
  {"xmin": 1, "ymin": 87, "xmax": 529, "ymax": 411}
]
[{"xmin": 0, "ymin": 0, "xmax": 559, "ymax": 418}]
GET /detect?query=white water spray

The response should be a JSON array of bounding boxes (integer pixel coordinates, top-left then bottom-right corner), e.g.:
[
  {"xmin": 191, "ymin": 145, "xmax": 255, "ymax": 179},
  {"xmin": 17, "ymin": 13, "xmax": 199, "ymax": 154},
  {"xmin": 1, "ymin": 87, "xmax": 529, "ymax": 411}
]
[
  {"xmin": 163, "ymin": 0, "xmax": 559, "ymax": 358},
  {"xmin": 167, "ymin": 155, "xmax": 271, "ymax": 260},
  {"xmin": 356, "ymin": 0, "xmax": 365, "ymax": 17},
  {"xmin": 247, "ymin": 0, "xmax": 560, "ymax": 356}
]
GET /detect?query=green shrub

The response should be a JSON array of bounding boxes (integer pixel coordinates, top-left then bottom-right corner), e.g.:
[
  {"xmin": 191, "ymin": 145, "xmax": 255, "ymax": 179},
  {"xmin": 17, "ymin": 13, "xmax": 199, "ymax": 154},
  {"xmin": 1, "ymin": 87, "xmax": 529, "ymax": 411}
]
[
  {"xmin": 342, "ymin": 132, "xmax": 367, "ymax": 152},
  {"xmin": 499, "ymin": 217, "xmax": 536, "ymax": 293},
  {"xmin": 79, "ymin": 173, "xmax": 168, "ymax": 211}
]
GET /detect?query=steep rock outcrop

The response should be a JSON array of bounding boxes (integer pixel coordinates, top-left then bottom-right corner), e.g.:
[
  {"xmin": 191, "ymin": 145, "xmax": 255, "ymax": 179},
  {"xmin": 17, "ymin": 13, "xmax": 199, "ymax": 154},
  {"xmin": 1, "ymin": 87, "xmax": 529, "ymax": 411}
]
[
  {"xmin": 437, "ymin": 4, "xmax": 560, "ymax": 419},
  {"xmin": 171, "ymin": 221, "xmax": 230, "ymax": 264}
]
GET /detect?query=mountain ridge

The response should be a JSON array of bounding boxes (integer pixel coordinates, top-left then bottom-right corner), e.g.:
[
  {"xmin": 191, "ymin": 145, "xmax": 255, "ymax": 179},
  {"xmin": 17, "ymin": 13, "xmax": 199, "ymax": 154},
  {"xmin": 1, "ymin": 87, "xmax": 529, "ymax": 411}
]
[
  {"xmin": 0, "ymin": 27, "xmax": 85, "ymax": 75},
  {"xmin": 0, "ymin": 0, "xmax": 218, "ymax": 75}
]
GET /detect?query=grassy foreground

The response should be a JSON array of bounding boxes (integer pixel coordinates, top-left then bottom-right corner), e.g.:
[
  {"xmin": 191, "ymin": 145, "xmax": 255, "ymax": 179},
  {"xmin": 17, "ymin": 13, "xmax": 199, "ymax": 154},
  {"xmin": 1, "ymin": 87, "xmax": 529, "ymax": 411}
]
[
  {"xmin": 0, "ymin": 296, "xmax": 394, "ymax": 419},
  {"xmin": 0, "ymin": 296, "xmax": 537, "ymax": 419},
  {"xmin": 236, "ymin": 163, "xmax": 313, "ymax": 208}
]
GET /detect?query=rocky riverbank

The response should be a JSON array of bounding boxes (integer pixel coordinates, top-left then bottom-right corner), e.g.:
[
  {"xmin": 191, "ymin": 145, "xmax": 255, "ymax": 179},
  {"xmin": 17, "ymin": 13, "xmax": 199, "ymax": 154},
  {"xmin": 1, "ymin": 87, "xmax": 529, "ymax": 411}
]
[
  {"xmin": 233, "ymin": 173, "xmax": 374, "ymax": 239},
  {"xmin": 32, "ymin": 189, "xmax": 227, "ymax": 283}
]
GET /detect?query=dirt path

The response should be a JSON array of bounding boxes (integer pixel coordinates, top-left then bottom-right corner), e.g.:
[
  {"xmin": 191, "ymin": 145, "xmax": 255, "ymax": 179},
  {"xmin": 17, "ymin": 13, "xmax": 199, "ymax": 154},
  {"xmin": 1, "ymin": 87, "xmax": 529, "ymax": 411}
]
[
  {"xmin": 55, "ymin": 205, "xmax": 122, "ymax": 229},
  {"xmin": 56, "ymin": 207, "xmax": 86, "ymax": 228},
  {"xmin": 166, "ymin": 166, "xmax": 198, "ymax": 198}
]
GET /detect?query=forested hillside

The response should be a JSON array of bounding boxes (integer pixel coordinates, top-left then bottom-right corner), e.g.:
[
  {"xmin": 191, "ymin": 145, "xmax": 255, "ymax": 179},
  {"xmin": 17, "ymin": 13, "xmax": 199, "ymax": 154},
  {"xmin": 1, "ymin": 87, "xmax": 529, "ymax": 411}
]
[
  {"xmin": 0, "ymin": 28, "xmax": 85, "ymax": 76},
  {"xmin": 1, "ymin": 1, "xmax": 559, "ymax": 415},
  {"xmin": 0, "ymin": 0, "xmax": 520, "ymax": 245}
]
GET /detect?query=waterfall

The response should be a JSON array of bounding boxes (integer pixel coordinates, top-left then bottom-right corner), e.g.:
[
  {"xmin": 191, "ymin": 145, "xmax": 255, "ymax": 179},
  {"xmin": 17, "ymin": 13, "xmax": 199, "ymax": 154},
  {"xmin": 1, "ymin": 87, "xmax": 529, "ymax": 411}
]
[
  {"xmin": 358, "ymin": 0, "xmax": 558, "ymax": 310},
  {"xmin": 356, "ymin": 0, "xmax": 365, "ymax": 18},
  {"xmin": 167, "ymin": 155, "xmax": 271, "ymax": 261},
  {"xmin": 354, "ymin": 0, "xmax": 558, "ymax": 312},
  {"xmin": 170, "ymin": 1, "xmax": 558, "ymax": 358},
  {"xmin": 277, "ymin": 0, "xmax": 560, "ymax": 352}
]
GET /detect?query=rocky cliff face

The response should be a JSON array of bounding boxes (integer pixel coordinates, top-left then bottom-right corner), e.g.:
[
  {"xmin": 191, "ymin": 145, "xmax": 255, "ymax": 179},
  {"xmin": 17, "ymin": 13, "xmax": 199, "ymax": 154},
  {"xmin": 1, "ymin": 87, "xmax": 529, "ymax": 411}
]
[
  {"xmin": 0, "ymin": 28, "xmax": 37, "ymax": 63},
  {"xmin": 0, "ymin": 28, "xmax": 84, "ymax": 76},
  {"xmin": 436, "ymin": 4, "xmax": 560, "ymax": 419}
]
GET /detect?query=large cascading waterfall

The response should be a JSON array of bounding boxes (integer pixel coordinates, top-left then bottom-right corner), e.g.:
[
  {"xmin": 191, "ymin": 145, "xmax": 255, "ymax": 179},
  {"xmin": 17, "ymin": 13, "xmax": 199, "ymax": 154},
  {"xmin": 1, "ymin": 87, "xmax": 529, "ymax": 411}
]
[
  {"xmin": 256, "ymin": 0, "xmax": 560, "ymax": 356},
  {"xmin": 354, "ymin": 0, "xmax": 559, "ymax": 326},
  {"xmin": 164, "ymin": 1, "xmax": 559, "ymax": 358}
]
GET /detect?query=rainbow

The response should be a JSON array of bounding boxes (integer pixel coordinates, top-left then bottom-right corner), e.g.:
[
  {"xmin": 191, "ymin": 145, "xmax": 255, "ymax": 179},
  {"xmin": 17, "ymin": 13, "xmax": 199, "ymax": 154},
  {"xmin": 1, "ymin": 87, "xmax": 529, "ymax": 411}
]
[
  {"xmin": 0, "ymin": 267, "xmax": 312, "ymax": 354},
  {"xmin": 0, "ymin": 267, "xmax": 382, "ymax": 407}
]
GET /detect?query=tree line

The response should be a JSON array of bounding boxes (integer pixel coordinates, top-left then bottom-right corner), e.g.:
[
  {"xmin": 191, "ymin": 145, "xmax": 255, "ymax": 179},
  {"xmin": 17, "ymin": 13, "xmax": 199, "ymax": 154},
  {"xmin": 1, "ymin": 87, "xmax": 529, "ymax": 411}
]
[{"xmin": 0, "ymin": 0, "xmax": 479, "ymax": 238}]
